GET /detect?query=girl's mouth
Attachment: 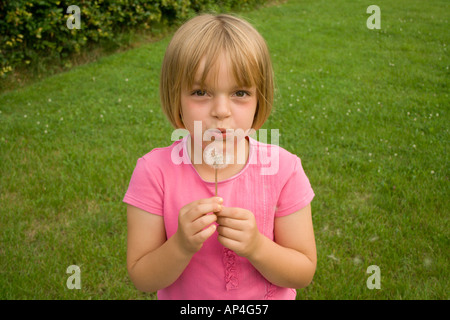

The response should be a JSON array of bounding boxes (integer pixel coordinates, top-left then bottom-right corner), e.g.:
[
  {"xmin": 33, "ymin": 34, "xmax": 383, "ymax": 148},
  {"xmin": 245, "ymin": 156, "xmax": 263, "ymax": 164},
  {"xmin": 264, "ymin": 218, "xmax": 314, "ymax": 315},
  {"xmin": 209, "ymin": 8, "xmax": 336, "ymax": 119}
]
[{"xmin": 208, "ymin": 128, "xmax": 232, "ymax": 140}]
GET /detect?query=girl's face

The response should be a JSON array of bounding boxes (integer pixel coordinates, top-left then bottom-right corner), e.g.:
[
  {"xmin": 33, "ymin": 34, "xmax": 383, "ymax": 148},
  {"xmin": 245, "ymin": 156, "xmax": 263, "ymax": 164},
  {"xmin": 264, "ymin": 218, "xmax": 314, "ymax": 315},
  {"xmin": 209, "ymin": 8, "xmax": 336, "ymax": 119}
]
[{"xmin": 180, "ymin": 54, "xmax": 258, "ymax": 153}]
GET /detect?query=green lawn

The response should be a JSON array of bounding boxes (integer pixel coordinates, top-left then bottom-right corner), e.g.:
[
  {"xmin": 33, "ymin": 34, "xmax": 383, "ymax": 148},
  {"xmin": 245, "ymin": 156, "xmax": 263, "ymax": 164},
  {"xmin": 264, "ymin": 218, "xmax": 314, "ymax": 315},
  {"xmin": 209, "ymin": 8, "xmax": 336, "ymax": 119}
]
[{"xmin": 0, "ymin": 0, "xmax": 448, "ymax": 299}]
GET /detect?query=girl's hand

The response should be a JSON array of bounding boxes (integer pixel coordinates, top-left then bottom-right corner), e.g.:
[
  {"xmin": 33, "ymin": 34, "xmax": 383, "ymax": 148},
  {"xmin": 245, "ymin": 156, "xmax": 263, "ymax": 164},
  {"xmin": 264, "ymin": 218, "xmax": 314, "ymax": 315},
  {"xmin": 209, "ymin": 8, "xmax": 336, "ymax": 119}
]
[
  {"xmin": 216, "ymin": 207, "xmax": 262, "ymax": 258},
  {"xmin": 175, "ymin": 197, "xmax": 222, "ymax": 255}
]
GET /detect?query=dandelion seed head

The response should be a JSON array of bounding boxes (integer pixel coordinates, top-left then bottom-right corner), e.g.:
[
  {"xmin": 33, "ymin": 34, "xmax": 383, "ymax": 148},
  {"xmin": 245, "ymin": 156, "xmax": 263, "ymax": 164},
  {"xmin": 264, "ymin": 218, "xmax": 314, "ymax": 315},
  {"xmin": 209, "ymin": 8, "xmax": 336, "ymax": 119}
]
[{"xmin": 203, "ymin": 144, "xmax": 232, "ymax": 169}]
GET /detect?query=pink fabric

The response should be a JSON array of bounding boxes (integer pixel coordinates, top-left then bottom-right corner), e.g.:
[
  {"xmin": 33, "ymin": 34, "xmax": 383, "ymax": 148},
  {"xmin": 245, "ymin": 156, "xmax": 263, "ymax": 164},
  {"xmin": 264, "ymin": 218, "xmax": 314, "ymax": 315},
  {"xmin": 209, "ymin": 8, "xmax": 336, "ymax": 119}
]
[{"xmin": 123, "ymin": 135, "xmax": 314, "ymax": 300}]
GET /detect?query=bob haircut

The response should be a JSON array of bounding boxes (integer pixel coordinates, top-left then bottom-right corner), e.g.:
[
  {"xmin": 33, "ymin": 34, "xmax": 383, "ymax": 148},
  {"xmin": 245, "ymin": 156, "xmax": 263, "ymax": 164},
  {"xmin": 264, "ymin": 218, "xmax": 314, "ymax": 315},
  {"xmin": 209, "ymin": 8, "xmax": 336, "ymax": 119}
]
[{"xmin": 159, "ymin": 13, "xmax": 274, "ymax": 130}]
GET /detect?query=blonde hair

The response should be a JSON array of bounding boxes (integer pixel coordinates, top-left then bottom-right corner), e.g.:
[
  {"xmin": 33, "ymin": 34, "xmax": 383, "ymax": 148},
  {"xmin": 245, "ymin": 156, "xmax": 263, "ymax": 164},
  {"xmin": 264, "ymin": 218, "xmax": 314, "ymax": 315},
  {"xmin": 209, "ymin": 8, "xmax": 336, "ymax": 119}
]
[{"xmin": 159, "ymin": 13, "xmax": 274, "ymax": 130}]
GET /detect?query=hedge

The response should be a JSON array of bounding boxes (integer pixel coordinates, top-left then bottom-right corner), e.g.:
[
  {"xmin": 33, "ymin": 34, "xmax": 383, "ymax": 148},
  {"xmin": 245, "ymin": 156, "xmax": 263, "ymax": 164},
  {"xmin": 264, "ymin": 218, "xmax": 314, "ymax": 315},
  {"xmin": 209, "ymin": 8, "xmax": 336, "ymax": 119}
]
[{"xmin": 0, "ymin": 0, "xmax": 268, "ymax": 78}]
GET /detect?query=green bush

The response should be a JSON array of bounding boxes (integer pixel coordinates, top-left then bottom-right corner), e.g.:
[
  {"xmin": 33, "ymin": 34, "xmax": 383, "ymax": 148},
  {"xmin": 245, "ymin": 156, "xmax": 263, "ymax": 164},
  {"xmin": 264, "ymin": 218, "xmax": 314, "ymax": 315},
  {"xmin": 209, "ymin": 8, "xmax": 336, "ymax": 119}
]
[{"xmin": 0, "ymin": 0, "xmax": 267, "ymax": 78}]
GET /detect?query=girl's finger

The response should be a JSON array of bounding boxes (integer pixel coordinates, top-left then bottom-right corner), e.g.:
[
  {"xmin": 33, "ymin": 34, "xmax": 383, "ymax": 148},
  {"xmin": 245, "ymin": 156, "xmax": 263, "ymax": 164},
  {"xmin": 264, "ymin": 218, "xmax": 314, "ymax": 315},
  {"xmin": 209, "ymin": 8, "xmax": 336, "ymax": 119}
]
[
  {"xmin": 185, "ymin": 202, "xmax": 222, "ymax": 222},
  {"xmin": 217, "ymin": 234, "xmax": 241, "ymax": 251},
  {"xmin": 217, "ymin": 225, "xmax": 241, "ymax": 241},
  {"xmin": 193, "ymin": 224, "xmax": 217, "ymax": 243},
  {"xmin": 180, "ymin": 197, "xmax": 222, "ymax": 217},
  {"xmin": 191, "ymin": 212, "xmax": 218, "ymax": 234},
  {"xmin": 216, "ymin": 216, "xmax": 242, "ymax": 230},
  {"xmin": 216, "ymin": 207, "xmax": 249, "ymax": 220}
]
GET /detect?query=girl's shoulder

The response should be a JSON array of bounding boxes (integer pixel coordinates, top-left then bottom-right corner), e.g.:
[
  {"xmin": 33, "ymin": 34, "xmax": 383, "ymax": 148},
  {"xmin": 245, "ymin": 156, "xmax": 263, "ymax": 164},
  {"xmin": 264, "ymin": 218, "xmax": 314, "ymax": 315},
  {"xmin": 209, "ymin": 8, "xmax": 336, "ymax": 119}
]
[{"xmin": 248, "ymin": 136, "xmax": 303, "ymax": 176}]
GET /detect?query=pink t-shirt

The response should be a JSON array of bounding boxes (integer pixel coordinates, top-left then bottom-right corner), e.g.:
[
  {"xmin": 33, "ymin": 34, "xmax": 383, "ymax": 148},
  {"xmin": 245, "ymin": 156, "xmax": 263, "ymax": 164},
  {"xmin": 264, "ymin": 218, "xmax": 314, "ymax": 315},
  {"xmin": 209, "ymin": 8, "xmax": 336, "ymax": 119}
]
[{"xmin": 123, "ymin": 135, "xmax": 315, "ymax": 300}]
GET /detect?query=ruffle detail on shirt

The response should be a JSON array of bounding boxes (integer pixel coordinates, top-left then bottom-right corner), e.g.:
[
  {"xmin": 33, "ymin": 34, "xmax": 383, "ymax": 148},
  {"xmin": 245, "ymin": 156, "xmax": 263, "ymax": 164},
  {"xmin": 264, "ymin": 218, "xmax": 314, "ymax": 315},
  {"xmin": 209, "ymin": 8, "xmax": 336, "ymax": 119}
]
[
  {"xmin": 264, "ymin": 282, "xmax": 277, "ymax": 299},
  {"xmin": 223, "ymin": 248, "xmax": 238, "ymax": 290}
]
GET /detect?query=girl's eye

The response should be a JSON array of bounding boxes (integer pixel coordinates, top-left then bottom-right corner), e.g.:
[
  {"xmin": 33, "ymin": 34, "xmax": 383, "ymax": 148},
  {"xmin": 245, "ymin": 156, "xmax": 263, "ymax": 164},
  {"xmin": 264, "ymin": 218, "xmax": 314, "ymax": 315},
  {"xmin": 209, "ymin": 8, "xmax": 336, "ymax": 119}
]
[
  {"xmin": 235, "ymin": 90, "xmax": 250, "ymax": 98},
  {"xmin": 192, "ymin": 89, "xmax": 207, "ymax": 96}
]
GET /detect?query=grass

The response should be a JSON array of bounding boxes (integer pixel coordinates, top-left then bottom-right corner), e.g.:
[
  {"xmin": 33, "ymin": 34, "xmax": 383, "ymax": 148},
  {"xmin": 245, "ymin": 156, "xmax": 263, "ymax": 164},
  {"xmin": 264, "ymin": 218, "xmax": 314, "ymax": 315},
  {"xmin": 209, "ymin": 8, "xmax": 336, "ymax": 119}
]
[{"xmin": 0, "ymin": 0, "xmax": 448, "ymax": 299}]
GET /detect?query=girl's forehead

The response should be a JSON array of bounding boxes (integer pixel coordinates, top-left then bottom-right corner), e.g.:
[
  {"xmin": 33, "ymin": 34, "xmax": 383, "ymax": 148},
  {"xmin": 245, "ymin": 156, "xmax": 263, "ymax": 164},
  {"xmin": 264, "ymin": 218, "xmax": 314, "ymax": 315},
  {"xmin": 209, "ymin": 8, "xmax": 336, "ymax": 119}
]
[
  {"xmin": 187, "ymin": 52, "xmax": 255, "ymax": 89},
  {"xmin": 193, "ymin": 55, "xmax": 232, "ymax": 84}
]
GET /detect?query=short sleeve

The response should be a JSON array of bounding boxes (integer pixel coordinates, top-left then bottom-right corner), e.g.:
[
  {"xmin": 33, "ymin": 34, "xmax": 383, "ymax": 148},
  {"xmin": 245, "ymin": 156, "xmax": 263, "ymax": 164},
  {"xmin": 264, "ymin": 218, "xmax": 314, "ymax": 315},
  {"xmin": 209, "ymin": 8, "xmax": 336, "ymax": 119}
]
[
  {"xmin": 275, "ymin": 156, "xmax": 315, "ymax": 217},
  {"xmin": 123, "ymin": 157, "xmax": 164, "ymax": 215}
]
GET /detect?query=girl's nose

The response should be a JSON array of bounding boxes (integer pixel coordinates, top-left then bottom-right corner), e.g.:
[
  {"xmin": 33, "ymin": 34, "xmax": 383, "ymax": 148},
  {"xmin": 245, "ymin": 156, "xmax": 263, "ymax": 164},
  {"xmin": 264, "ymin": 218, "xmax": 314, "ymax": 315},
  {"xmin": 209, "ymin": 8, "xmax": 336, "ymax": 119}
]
[{"xmin": 211, "ymin": 96, "xmax": 231, "ymax": 120}]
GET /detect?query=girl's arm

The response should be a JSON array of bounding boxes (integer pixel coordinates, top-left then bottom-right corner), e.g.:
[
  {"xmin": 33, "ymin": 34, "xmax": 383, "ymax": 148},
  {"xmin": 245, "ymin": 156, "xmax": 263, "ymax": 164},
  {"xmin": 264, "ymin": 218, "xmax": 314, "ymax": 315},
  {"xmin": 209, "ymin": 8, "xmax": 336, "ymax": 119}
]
[
  {"xmin": 127, "ymin": 198, "xmax": 220, "ymax": 292},
  {"xmin": 126, "ymin": 205, "xmax": 190, "ymax": 292},
  {"xmin": 250, "ymin": 204, "xmax": 316, "ymax": 288},
  {"xmin": 217, "ymin": 204, "xmax": 316, "ymax": 289}
]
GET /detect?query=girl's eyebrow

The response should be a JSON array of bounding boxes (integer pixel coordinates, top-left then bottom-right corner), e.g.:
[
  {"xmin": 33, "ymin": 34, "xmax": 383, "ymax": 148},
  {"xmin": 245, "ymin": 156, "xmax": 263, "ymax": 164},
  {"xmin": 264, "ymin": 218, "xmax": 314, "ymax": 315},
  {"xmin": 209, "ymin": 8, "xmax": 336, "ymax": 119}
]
[
  {"xmin": 191, "ymin": 80, "xmax": 254, "ymax": 90},
  {"xmin": 191, "ymin": 79, "xmax": 207, "ymax": 88},
  {"xmin": 232, "ymin": 85, "xmax": 254, "ymax": 90},
  {"xmin": 230, "ymin": 86, "xmax": 256, "ymax": 93}
]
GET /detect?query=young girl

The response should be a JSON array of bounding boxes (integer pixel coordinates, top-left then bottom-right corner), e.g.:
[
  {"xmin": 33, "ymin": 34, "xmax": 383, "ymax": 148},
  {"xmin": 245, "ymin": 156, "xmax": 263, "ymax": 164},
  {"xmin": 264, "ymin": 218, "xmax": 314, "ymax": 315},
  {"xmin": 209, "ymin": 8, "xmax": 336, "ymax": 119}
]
[{"xmin": 123, "ymin": 14, "xmax": 316, "ymax": 300}]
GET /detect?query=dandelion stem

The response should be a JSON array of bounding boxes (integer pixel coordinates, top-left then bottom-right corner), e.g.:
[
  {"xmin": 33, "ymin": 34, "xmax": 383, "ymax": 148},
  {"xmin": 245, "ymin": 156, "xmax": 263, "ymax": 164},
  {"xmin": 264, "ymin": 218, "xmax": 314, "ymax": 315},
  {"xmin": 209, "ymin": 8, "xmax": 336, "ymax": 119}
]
[{"xmin": 214, "ymin": 163, "xmax": 218, "ymax": 196}]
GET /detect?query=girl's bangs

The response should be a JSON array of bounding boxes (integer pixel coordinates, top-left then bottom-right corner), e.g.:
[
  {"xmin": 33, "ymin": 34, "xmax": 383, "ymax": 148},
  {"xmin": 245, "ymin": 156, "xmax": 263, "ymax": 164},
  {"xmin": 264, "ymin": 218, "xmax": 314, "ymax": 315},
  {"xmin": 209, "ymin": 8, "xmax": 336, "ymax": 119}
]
[{"xmin": 184, "ymin": 28, "xmax": 259, "ymax": 90}]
